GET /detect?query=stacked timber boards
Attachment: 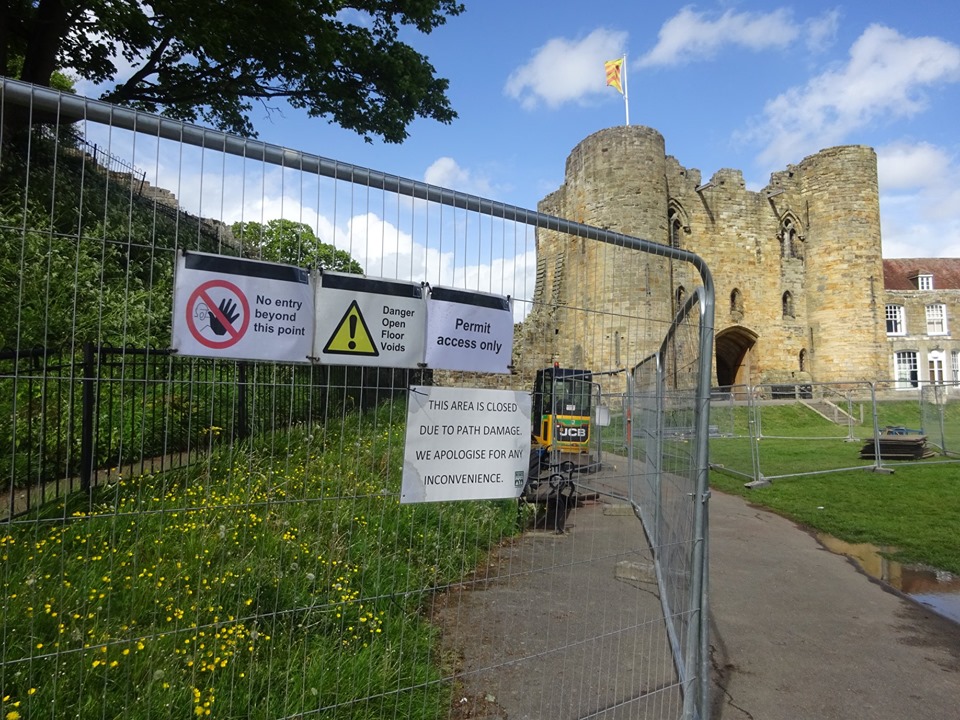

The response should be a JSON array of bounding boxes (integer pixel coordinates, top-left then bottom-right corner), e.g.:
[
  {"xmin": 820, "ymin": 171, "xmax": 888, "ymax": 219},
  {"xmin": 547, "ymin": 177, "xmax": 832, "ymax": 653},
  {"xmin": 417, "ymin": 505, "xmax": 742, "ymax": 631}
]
[{"xmin": 859, "ymin": 433, "xmax": 936, "ymax": 460}]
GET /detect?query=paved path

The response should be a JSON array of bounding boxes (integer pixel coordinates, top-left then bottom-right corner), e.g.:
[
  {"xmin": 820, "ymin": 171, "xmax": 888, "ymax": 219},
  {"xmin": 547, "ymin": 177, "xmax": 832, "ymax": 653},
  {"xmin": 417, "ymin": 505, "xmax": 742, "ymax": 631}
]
[
  {"xmin": 437, "ymin": 496, "xmax": 682, "ymax": 719},
  {"xmin": 438, "ymin": 463, "xmax": 960, "ymax": 719},
  {"xmin": 709, "ymin": 490, "xmax": 960, "ymax": 719}
]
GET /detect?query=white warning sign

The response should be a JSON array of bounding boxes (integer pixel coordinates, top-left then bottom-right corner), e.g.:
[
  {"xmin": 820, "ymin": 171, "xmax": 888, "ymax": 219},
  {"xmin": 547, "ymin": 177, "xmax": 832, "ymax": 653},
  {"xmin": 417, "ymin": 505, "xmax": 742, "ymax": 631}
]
[
  {"xmin": 172, "ymin": 251, "xmax": 314, "ymax": 362},
  {"xmin": 314, "ymin": 272, "xmax": 426, "ymax": 368},
  {"xmin": 401, "ymin": 386, "xmax": 532, "ymax": 504},
  {"xmin": 424, "ymin": 286, "xmax": 514, "ymax": 373}
]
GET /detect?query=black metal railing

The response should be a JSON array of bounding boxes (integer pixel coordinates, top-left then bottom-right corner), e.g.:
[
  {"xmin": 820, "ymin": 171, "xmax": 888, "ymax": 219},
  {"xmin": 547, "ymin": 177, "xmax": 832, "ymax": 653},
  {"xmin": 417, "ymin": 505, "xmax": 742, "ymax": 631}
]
[{"xmin": 2, "ymin": 344, "xmax": 423, "ymax": 518}]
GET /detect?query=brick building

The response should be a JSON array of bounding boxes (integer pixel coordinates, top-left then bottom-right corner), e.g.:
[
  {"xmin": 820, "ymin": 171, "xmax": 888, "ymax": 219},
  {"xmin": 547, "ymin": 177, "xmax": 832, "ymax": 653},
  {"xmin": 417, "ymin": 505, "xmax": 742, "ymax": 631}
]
[{"xmin": 883, "ymin": 259, "xmax": 960, "ymax": 387}]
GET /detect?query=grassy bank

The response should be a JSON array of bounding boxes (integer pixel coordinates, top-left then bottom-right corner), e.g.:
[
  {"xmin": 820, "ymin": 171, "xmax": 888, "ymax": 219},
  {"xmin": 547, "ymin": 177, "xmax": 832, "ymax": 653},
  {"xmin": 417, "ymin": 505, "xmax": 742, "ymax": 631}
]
[
  {"xmin": 709, "ymin": 404, "xmax": 960, "ymax": 574},
  {"xmin": 0, "ymin": 402, "xmax": 520, "ymax": 719}
]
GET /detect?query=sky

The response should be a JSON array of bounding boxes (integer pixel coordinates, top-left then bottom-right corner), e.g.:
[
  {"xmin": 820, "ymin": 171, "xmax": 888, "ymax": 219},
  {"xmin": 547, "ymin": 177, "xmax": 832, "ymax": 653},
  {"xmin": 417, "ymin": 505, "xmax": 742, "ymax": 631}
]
[{"xmin": 75, "ymin": 1, "xmax": 960, "ymax": 272}]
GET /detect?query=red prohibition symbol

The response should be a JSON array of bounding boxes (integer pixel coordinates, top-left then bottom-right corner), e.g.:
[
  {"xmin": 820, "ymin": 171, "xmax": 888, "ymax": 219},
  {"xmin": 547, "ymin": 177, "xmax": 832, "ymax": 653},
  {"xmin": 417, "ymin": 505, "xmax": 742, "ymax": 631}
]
[{"xmin": 186, "ymin": 279, "xmax": 251, "ymax": 349}]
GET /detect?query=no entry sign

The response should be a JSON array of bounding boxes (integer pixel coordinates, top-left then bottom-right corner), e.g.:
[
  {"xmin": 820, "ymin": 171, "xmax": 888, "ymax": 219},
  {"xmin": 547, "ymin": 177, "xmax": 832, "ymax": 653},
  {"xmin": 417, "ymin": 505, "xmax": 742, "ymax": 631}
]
[
  {"xmin": 185, "ymin": 278, "xmax": 251, "ymax": 349},
  {"xmin": 172, "ymin": 251, "xmax": 314, "ymax": 362}
]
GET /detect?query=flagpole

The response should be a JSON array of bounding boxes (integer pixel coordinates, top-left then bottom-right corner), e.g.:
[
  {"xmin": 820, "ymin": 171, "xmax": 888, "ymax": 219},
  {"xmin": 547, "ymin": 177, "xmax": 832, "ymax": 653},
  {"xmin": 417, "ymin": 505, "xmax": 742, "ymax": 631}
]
[{"xmin": 622, "ymin": 54, "xmax": 630, "ymax": 126}]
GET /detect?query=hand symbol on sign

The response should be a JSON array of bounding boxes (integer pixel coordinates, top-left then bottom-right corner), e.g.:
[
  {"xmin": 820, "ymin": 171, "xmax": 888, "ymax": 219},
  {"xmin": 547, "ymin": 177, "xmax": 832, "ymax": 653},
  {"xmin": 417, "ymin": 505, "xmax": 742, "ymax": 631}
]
[{"xmin": 209, "ymin": 297, "xmax": 240, "ymax": 336}]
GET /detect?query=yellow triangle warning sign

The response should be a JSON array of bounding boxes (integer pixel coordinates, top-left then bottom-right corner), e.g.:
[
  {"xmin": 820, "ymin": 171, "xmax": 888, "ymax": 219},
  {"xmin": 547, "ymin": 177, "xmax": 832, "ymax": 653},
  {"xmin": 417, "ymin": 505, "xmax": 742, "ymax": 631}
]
[{"xmin": 323, "ymin": 300, "xmax": 379, "ymax": 356}]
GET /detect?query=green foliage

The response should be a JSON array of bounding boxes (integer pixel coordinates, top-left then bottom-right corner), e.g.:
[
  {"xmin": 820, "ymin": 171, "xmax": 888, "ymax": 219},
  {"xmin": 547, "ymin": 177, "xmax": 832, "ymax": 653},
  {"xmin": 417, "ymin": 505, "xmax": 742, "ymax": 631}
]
[
  {"xmin": 0, "ymin": 403, "xmax": 520, "ymax": 718},
  {"xmin": 0, "ymin": 203, "xmax": 165, "ymax": 349},
  {"xmin": 0, "ymin": 131, "xmax": 229, "ymax": 487},
  {"xmin": 6, "ymin": 1, "xmax": 464, "ymax": 141},
  {"xmin": 4, "ymin": 54, "xmax": 75, "ymax": 92},
  {"xmin": 0, "ymin": 132, "xmax": 226, "ymax": 349},
  {"xmin": 0, "ymin": 124, "xmax": 400, "ymax": 490},
  {"xmin": 232, "ymin": 219, "xmax": 362, "ymax": 273}
]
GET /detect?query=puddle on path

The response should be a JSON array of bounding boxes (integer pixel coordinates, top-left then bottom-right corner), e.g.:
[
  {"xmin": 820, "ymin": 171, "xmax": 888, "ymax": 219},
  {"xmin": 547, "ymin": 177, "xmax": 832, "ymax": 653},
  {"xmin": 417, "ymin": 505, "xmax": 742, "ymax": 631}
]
[{"xmin": 817, "ymin": 534, "xmax": 960, "ymax": 625}]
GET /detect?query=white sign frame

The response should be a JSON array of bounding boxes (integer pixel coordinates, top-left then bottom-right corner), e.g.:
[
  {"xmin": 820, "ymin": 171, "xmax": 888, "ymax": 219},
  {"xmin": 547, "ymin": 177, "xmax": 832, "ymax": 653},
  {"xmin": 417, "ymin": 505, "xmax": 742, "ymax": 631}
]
[
  {"xmin": 314, "ymin": 271, "xmax": 426, "ymax": 368},
  {"xmin": 172, "ymin": 251, "xmax": 314, "ymax": 363},
  {"xmin": 402, "ymin": 386, "xmax": 531, "ymax": 503},
  {"xmin": 424, "ymin": 286, "xmax": 514, "ymax": 373}
]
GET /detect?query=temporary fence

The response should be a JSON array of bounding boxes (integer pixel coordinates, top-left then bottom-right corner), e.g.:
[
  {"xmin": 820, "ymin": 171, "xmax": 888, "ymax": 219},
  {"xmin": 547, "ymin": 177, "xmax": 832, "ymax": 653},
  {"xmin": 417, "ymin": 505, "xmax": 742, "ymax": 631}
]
[
  {"xmin": 623, "ymin": 286, "xmax": 712, "ymax": 716},
  {"xmin": 706, "ymin": 384, "xmax": 751, "ymax": 439},
  {"xmin": 709, "ymin": 380, "xmax": 960, "ymax": 487},
  {"xmin": 920, "ymin": 381, "xmax": 960, "ymax": 456},
  {"xmin": 1, "ymin": 78, "xmax": 713, "ymax": 719}
]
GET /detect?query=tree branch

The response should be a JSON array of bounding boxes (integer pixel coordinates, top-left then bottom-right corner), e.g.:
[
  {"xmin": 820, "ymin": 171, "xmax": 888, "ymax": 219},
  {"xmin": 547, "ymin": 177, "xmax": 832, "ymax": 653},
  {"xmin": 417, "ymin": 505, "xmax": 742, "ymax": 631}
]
[{"xmin": 103, "ymin": 36, "xmax": 173, "ymax": 104}]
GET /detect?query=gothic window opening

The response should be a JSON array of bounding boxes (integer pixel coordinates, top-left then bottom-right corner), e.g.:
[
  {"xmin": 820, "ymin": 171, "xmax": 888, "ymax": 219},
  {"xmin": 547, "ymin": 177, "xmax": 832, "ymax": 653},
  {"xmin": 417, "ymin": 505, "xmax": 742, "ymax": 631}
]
[
  {"xmin": 676, "ymin": 285, "xmax": 686, "ymax": 308},
  {"xmin": 782, "ymin": 291, "xmax": 794, "ymax": 319},
  {"xmin": 730, "ymin": 288, "xmax": 744, "ymax": 322},
  {"xmin": 778, "ymin": 215, "xmax": 804, "ymax": 261},
  {"xmin": 799, "ymin": 349, "xmax": 806, "ymax": 372},
  {"xmin": 668, "ymin": 206, "xmax": 685, "ymax": 249}
]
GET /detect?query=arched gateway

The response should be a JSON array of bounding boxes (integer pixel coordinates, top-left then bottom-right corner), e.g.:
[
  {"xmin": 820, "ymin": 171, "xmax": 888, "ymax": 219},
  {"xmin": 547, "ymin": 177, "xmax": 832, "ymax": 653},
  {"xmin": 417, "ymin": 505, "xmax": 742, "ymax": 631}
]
[{"xmin": 715, "ymin": 326, "xmax": 758, "ymax": 388}]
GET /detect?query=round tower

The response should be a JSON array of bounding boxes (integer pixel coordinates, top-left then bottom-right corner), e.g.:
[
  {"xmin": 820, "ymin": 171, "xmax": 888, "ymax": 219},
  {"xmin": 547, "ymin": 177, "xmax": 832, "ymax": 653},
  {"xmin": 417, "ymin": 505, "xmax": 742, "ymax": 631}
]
[
  {"xmin": 797, "ymin": 146, "xmax": 886, "ymax": 382},
  {"xmin": 522, "ymin": 126, "xmax": 672, "ymax": 382}
]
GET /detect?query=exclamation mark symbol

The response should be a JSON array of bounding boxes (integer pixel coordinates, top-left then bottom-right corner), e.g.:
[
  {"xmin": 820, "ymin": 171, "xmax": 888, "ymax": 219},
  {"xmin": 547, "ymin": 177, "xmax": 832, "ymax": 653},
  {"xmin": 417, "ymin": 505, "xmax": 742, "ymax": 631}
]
[{"xmin": 348, "ymin": 313, "xmax": 357, "ymax": 350}]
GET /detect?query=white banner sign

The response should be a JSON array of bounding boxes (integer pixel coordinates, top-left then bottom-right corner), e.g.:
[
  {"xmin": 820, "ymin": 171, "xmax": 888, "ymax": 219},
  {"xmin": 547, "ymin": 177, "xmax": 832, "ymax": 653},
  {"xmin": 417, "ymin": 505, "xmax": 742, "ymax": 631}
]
[
  {"xmin": 424, "ymin": 287, "xmax": 514, "ymax": 373},
  {"xmin": 172, "ymin": 251, "xmax": 314, "ymax": 362},
  {"xmin": 401, "ymin": 386, "xmax": 531, "ymax": 503},
  {"xmin": 314, "ymin": 272, "xmax": 426, "ymax": 368}
]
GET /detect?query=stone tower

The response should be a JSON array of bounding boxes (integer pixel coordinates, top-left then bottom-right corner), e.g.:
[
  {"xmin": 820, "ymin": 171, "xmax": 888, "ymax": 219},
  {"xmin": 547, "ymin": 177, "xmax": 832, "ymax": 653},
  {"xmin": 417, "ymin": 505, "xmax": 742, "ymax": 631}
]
[
  {"xmin": 518, "ymin": 126, "xmax": 675, "ymax": 382},
  {"xmin": 519, "ymin": 125, "xmax": 888, "ymax": 389},
  {"xmin": 793, "ymin": 146, "xmax": 886, "ymax": 382}
]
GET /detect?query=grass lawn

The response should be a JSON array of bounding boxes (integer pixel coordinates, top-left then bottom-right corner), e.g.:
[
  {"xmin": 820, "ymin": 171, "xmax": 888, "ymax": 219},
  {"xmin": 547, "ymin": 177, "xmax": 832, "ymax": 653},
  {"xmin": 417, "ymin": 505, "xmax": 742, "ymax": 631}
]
[
  {"xmin": 0, "ymin": 401, "xmax": 520, "ymax": 719},
  {"xmin": 709, "ymin": 403, "xmax": 960, "ymax": 575}
]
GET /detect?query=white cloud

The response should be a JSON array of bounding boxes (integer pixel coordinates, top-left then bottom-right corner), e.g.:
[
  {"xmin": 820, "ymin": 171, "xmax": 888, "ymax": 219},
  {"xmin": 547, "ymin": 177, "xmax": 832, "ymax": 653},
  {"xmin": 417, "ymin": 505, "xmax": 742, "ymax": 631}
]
[
  {"xmin": 748, "ymin": 25, "xmax": 960, "ymax": 257},
  {"xmin": 876, "ymin": 142, "xmax": 960, "ymax": 258},
  {"xmin": 424, "ymin": 157, "xmax": 494, "ymax": 197},
  {"xmin": 880, "ymin": 208, "xmax": 960, "ymax": 258},
  {"xmin": 339, "ymin": 213, "xmax": 537, "ymax": 320},
  {"xmin": 804, "ymin": 8, "xmax": 841, "ymax": 54},
  {"xmin": 752, "ymin": 24, "xmax": 960, "ymax": 167},
  {"xmin": 638, "ymin": 7, "xmax": 799, "ymax": 67},
  {"xmin": 78, "ymin": 119, "xmax": 538, "ymax": 317},
  {"xmin": 877, "ymin": 141, "xmax": 952, "ymax": 191},
  {"xmin": 504, "ymin": 28, "xmax": 627, "ymax": 110}
]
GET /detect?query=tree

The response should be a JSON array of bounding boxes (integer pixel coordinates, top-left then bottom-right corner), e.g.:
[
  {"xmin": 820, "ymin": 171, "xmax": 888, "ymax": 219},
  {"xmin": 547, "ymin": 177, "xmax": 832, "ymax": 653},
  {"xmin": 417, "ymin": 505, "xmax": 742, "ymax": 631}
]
[
  {"xmin": 232, "ymin": 220, "xmax": 363, "ymax": 274},
  {"xmin": 3, "ymin": 0, "xmax": 464, "ymax": 141}
]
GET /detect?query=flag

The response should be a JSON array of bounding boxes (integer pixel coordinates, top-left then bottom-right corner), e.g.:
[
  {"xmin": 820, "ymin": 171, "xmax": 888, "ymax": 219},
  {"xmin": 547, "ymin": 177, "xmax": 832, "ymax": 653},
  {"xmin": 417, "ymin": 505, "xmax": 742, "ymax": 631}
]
[{"xmin": 605, "ymin": 58, "xmax": 624, "ymax": 94}]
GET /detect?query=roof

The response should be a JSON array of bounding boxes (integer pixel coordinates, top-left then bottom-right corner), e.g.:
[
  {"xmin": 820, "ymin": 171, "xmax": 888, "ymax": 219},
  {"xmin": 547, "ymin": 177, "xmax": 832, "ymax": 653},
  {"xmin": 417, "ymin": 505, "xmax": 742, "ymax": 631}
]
[{"xmin": 883, "ymin": 258, "xmax": 960, "ymax": 290}]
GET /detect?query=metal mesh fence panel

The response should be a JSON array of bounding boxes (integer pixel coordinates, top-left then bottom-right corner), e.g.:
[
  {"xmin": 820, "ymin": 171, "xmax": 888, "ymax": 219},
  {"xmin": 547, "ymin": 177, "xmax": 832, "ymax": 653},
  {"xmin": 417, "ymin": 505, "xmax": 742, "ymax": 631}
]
[
  {"xmin": 710, "ymin": 379, "xmax": 960, "ymax": 487},
  {"xmin": 1, "ymin": 79, "xmax": 713, "ymax": 719},
  {"xmin": 625, "ymin": 289, "xmax": 711, "ymax": 720},
  {"xmin": 921, "ymin": 382, "xmax": 960, "ymax": 456}
]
